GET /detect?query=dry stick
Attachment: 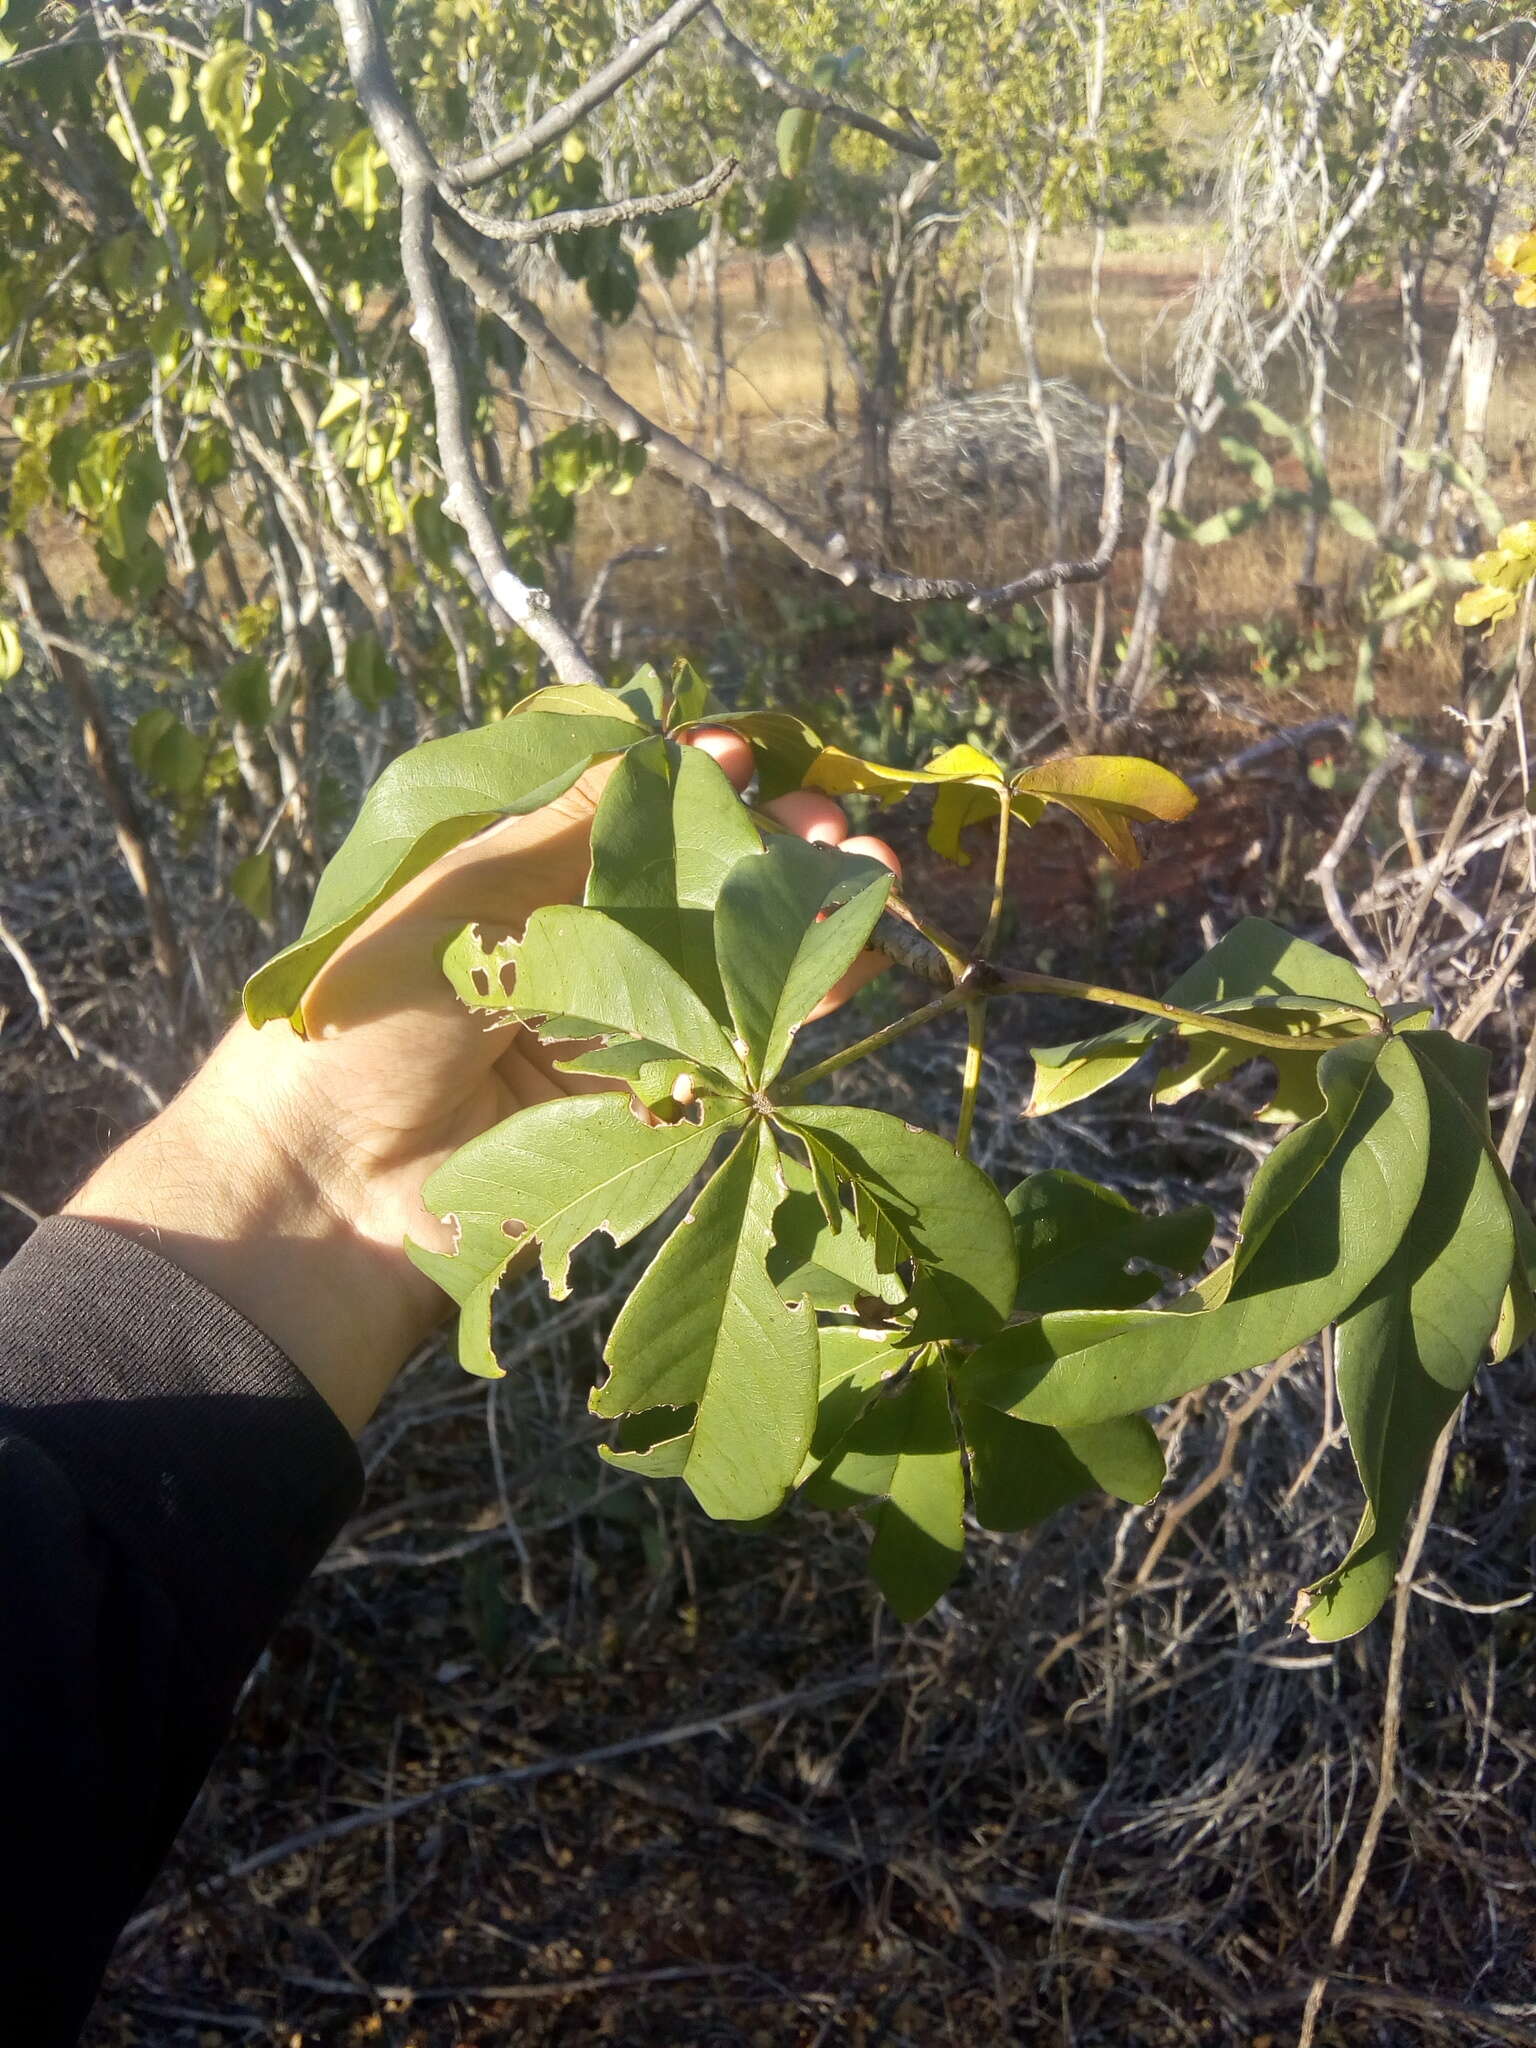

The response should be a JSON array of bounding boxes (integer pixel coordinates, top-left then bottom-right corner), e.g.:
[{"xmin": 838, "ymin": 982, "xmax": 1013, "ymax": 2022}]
[
  {"xmin": 1294, "ymin": 1426, "xmax": 1457, "ymax": 2048},
  {"xmin": 1387, "ymin": 593, "xmax": 1535, "ymax": 993},
  {"xmin": 445, "ymin": 156, "xmax": 739, "ymax": 244},
  {"xmin": 442, "ymin": 0, "xmax": 713, "ymax": 189},
  {"xmin": 277, "ymin": 1963, "xmax": 742, "ymax": 2006},
  {"xmin": 433, "ymin": 221, "xmax": 1127, "ymax": 614},
  {"xmin": 333, "ymin": 0, "xmax": 599, "ymax": 687},
  {"xmin": 955, "ymin": 795, "xmax": 1015, "ymax": 1156},
  {"xmin": 6, "ymin": 537, "xmax": 187, "ymax": 992},
  {"xmin": 119, "ymin": 1672, "xmax": 891, "ymax": 1941},
  {"xmin": 1308, "ymin": 742, "xmax": 1409, "ymax": 972},
  {"xmin": 1499, "ymin": 1025, "xmax": 1536, "ymax": 1172},
  {"xmin": 1134, "ymin": 1362, "xmax": 1287, "ymax": 1586},
  {"xmin": 0, "ymin": 914, "xmax": 166, "ymax": 1111}
]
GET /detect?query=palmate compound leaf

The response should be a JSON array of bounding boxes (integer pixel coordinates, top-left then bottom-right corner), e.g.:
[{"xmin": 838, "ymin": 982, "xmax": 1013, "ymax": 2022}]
[
  {"xmin": 776, "ymin": 1105, "xmax": 1018, "ymax": 1340},
  {"xmin": 243, "ymin": 709, "xmax": 641, "ymax": 1030},
  {"xmin": 959, "ymin": 1036, "xmax": 1429, "ymax": 1430},
  {"xmin": 803, "ymin": 739, "xmax": 1195, "ymax": 869},
  {"xmin": 1008, "ymin": 1171, "xmax": 1214, "ymax": 1316},
  {"xmin": 592, "ymin": 1121, "xmax": 820, "ymax": 1521},
  {"xmin": 715, "ymin": 836, "xmax": 894, "ymax": 1085},
  {"xmin": 1026, "ymin": 916, "xmax": 1383, "ymax": 1119},
  {"xmin": 1299, "ymin": 1034, "xmax": 1517, "ymax": 1641},
  {"xmin": 406, "ymin": 1095, "xmax": 738, "ymax": 1374},
  {"xmin": 802, "ymin": 1349, "xmax": 966, "ymax": 1621}
]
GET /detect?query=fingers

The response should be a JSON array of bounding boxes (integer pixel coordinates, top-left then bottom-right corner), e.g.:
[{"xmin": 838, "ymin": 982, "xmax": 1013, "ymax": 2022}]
[{"xmin": 681, "ymin": 725, "xmax": 754, "ymax": 791}]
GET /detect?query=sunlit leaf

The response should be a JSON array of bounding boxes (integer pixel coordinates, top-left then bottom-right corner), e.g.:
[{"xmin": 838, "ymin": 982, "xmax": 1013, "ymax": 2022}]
[
  {"xmin": 586, "ymin": 735, "xmax": 759, "ymax": 1023},
  {"xmin": 1300, "ymin": 1036, "xmax": 1514, "ymax": 1640},
  {"xmin": 715, "ymin": 837, "xmax": 893, "ymax": 1084},
  {"xmin": 410, "ymin": 1094, "xmax": 735, "ymax": 1374},
  {"xmin": 244, "ymin": 711, "xmax": 637, "ymax": 1031},
  {"xmin": 778, "ymin": 1105, "xmax": 1017, "ymax": 1339},
  {"xmin": 595, "ymin": 1123, "xmax": 819, "ymax": 1520},
  {"xmin": 962, "ymin": 1037, "xmax": 1428, "ymax": 1428}
]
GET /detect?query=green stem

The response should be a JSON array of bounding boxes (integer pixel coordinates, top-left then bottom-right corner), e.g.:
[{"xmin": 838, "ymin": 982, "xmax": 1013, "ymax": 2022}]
[
  {"xmin": 777, "ymin": 983, "xmax": 978, "ymax": 1098},
  {"xmin": 956, "ymin": 793, "xmax": 1012, "ymax": 1155},
  {"xmin": 993, "ymin": 968, "xmax": 1380, "ymax": 1053},
  {"xmin": 955, "ymin": 1004, "xmax": 985, "ymax": 1156}
]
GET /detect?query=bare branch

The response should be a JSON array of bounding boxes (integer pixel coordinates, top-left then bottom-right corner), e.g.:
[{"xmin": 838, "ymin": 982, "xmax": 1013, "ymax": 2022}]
[
  {"xmin": 332, "ymin": 0, "xmax": 599, "ymax": 688},
  {"xmin": 700, "ymin": 6, "xmax": 941, "ymax": 162},
  {"xmin": 445, "ymin": 156, "xmax": 738, "ymax": 246},
  {"xmin": 442, "ymin": 0, "xmax": 713, "ymax": 191},
  {"xmin": 576, "ymin": 545, "xmax": 668, "ymax": 650},
  {"xmin": 436, "ymin": 219, "xmax": 1123, "ymax": 616}
]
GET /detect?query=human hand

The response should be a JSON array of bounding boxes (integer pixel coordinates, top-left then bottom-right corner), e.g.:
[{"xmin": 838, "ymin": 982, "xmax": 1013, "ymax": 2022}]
[{"xmin": 66, "ymin": 730, "xmax": 900, "ymax": 1429}]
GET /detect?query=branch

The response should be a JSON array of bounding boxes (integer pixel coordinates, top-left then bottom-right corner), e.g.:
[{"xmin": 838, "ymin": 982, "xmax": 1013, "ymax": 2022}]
[
  {"xmin": 576, "ymin": 544, "xmax": 668, "ymax": 649},
  {"xmin": 332, "ymin": 0, "xmax": 599, "ymax": 688},
  {"xmin": 435, "ymin": 219, "xmax": 1124, "ymax": 615},
  {"xmin": 442, "ymin": 0, "xmax": 713, "ymax": 191},
  {"xmin": 444, "ymin": 155, "xmax": 738, "ymax": 245},
  {"xmin": 701, "ymin": 7, "xmax": 941, "ymax": 162}
]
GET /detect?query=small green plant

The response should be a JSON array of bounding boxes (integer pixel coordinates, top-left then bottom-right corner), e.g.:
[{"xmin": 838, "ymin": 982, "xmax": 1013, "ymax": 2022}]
[{"xmin": 246, "ymin": 663, "xmax": 1534, "ymax": 1634}]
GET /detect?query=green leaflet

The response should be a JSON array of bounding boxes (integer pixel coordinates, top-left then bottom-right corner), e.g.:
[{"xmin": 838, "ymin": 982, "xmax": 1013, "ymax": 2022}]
[
  {"xmin": 1027, "ymin": 917, "xmax": 1380, "ymax": 1118},
  {"xmin": 505, "ymin": 904, "xmax": 749, "ymax": 1087},
  {"xmin": 715, "ymin": 836, "xmax": 893, "ymax": 1085},
  {"xmin": 805, "ymin": 1354, "xmax": 966, "ymax": 1621},
  {"xmin": 958, "ymin": 1401, "xmax": 1165, "ymax": 1530},
  {"xmin": 767, "ymin": 1157, "xmax": 907, "ymax": 1313},
  {"xmin": 961, "ymin": 1037, "xmax": 1427, "ymax": 1429},
  {"xmin": 594, "ymin": 1122, "xmax": 820, "ymax": 1521},
  {"xmin": 795, "ymin": 1325, "xmax": 912, "ymax": 1488},
  {"xmin": 778, "ymin": 1105, "xmax": 1018, "ymax": 1339},
  {"xmin": 407, "ymin": 1094, "xmax": 734, "ymax": 1374},
  {"xmin": 1008, "ymin": 1171, "xmax": 1214, "ymax": 1315},
  {"xmin": 1299, "ymin": 1035, "xmax": 1515, "ymax": 1640},
  {"xmin": 586, "ymin": 735, "xmax": 761, "ymax": 1023},
  {"xmin": 243, "ymin": 711, "xmax": 637, "ymax": 1030}
]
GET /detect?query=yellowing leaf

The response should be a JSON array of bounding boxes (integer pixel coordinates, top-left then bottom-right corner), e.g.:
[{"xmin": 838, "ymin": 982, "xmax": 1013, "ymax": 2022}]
[
  {"xmin": 1455, "ymin": 584, "xmax": 1519, "ymax": 630},
  {"xmin": 803, "ymin": 737, "xmax": 1005, "ymax": 802},
  {"xmin": 1010, "ymin": 754, "xmax": 1197, "ymax": 869},
  {"xmin": 1496, "ymin": 520, "xmax": 1536, "ymax": 562}
]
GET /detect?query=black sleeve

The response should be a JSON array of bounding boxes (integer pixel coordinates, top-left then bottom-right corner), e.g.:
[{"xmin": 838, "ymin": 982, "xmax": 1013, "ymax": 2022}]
[{"xmin": 0, "ymin": 1216, "xmax": 365, "ymax": 2045}]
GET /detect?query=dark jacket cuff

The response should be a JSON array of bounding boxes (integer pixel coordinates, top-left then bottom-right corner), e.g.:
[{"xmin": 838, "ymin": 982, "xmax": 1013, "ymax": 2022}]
[{"xmin": 0, "ymin": 1215, "xmax": 363, "ymax": 1688}]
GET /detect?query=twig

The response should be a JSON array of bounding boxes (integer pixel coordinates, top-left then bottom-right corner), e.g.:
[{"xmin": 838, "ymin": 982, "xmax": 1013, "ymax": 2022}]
[
  {"xmin": 279, "ymin": 1963, "xmax": 742, "ymax": 2004},
  {"xmin": 1307, "ymin": 742, "xmax": 1407, "ymax": 972},
  {"xmin": 445, "ymin": 157, "xmax": 738, "ymax": 244},
  {"xmin": 576, "ymin": 543, "xmax": 669, "ymax": 650},
  {"xmin": 1295, "ymin": 1425, "xmax": 1456, "ymax": 2048}
]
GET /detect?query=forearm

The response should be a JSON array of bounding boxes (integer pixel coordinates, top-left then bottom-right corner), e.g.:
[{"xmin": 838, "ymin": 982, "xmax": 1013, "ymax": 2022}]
[{"xmin": 63, "ymin": 1020, "xmax": 446, "ymax": 1433}]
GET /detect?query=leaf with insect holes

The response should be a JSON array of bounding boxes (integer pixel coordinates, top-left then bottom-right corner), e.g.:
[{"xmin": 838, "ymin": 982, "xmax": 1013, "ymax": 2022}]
[
  {"xmin": 243, "ymin": 711, "xmax": 638, "ymax": 1030},
  {"xmin": 1008, "ymin": 1171, "xmax": 1214, "ymax": 1316},
  {"xmin": 504, "ymin": 904, "xmax": 749, "ymax": 1087},
  {"xmin": 777, "ymin": 1106, "xmax": 1017, "ymax": 1340},
  {"xmin": 958, "ymin": 1400, "xmax": 1165, "ymax": 1530},
  {"xmin": 586, "ymin": 734, "xmax": 760, "ymax": 1024},
  {"xmin": 594, "ymin": 1122, "xmax": 820, "ymax": 1520},
  {"xmin": 407, "ymin": 1094, "xmax": 736, "ymax": 1374},
  {"xmin": 1027, "ymin": 917, "xmax": 1381, "ymax": 1118},
  {"xmin": 803, "ymin": 1353, "xmax": 965, "ymax": 1621},
  {"xmin": 1300, "ymin": 1035, "xmax": 1514, "ymax": 1640},
  {"xmin": 961, "ymin": 1037, "xmax": 1428, "ymax": 1429},
  {"xmin": 715, "ymin": 836, "xmax": 893, "ymax": 1085}
]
